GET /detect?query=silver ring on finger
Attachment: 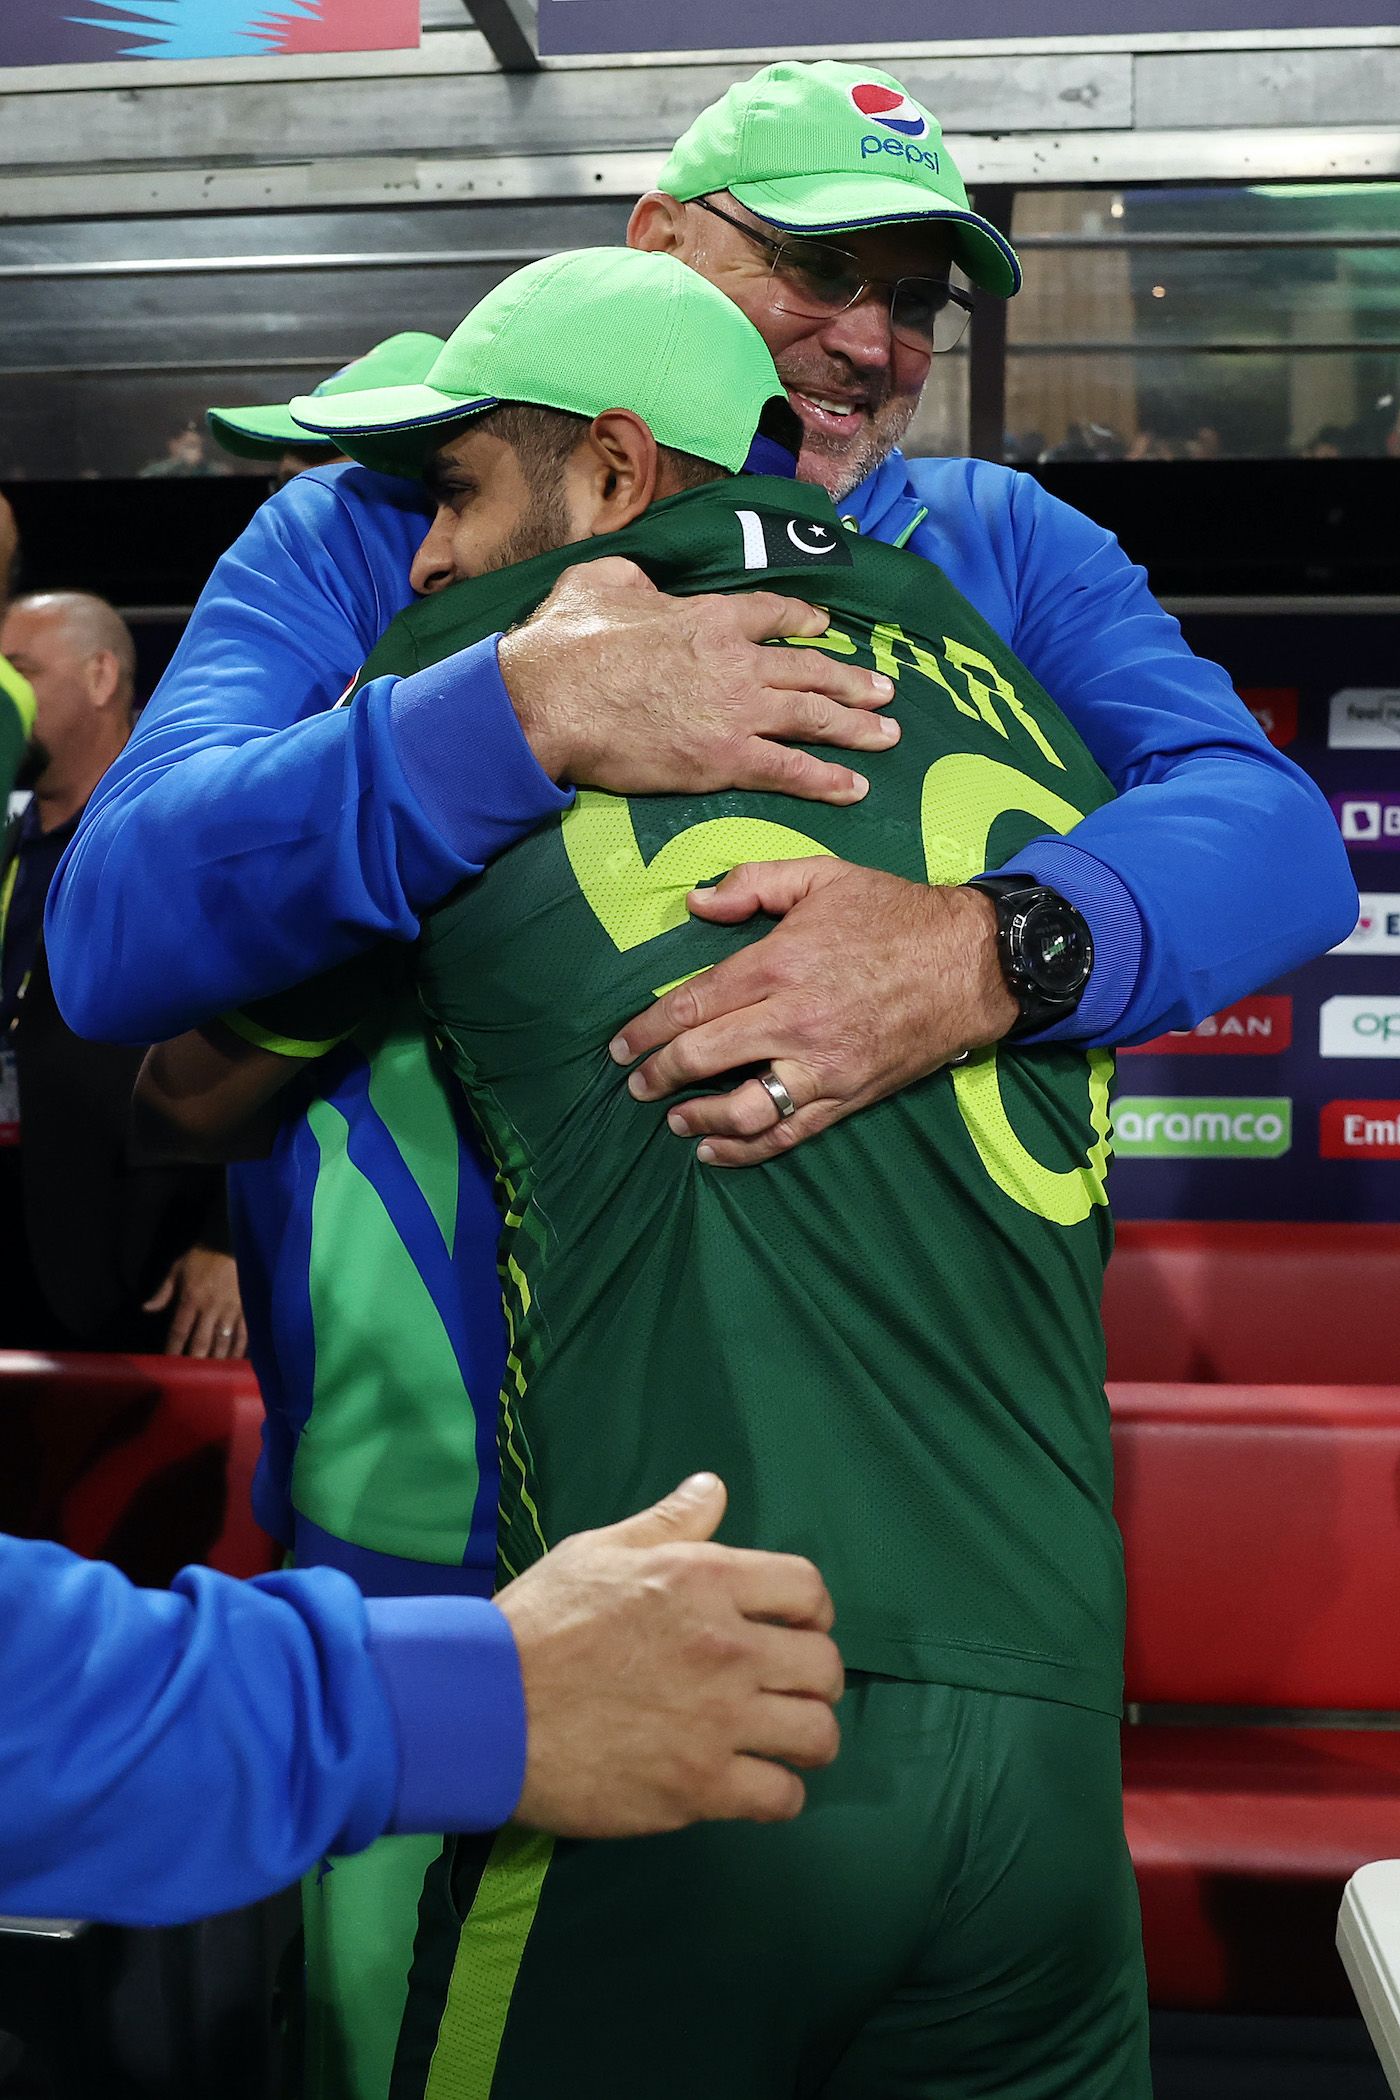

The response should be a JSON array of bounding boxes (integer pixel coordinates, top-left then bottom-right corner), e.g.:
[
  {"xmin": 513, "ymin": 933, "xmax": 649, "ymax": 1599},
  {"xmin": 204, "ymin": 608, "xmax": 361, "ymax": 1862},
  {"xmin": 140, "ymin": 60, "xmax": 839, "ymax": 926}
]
[
  {"xmin": 217, "ymin": 1325, "xmax": 235, "ymax": 1339},
  {"xmin": 758, "ymin": 1069, "xmax": 798, "ymax": 1121}
]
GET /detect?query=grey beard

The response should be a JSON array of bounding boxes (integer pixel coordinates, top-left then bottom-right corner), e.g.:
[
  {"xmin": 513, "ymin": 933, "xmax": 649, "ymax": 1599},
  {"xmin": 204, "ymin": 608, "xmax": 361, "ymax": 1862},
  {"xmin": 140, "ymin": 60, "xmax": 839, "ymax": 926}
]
[{"xmin": 789, "ymin": 392, "xmax": 921, "ymax": 500}]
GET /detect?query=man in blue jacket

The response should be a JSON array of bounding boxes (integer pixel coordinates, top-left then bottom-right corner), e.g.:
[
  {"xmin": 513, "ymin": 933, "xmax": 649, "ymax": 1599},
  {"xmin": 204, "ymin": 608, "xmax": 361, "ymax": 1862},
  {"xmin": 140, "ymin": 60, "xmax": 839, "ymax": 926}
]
[
  {"xmin": 50, "ymin": 62, "xmax": 1355, "ymax": 1082},
  {"xmin": 45, "ymin": 52, "xmax": 1355, "ymax": 2096}
]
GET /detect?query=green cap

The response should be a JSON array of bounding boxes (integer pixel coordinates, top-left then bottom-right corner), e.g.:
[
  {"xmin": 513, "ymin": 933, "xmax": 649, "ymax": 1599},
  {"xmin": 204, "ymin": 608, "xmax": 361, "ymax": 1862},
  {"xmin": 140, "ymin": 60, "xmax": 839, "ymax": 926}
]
[
  {"xmin": 290, "ymin": 249, "xmax": 788, "ymax": 477},
  {"xmin": 207, "ymin": 331, "xmax": 446, "ymax": 460},
  {"xmin": 658, "ymin": 59, "xmax": 1021, "ymax": 299}
]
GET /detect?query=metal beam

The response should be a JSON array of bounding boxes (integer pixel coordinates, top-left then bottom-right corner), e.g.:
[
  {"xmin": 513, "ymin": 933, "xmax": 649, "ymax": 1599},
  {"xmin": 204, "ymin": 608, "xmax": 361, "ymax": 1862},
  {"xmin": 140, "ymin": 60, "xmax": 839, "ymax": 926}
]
[
  {"xmin": 5, "ymin": 125, "xmax": 1400, "ymax": 222},
  {"xmin": 466, "ymin": 0, "xmax": 540, "ymax": 73}
]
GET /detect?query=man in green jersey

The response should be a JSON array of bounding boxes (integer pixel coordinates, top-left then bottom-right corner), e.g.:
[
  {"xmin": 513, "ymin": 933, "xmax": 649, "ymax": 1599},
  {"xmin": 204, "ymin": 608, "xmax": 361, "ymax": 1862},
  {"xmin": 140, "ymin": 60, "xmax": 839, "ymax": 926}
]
[{"xmin": 144, "ymin": 249, "xmax": 1145, "ymax": 2098}]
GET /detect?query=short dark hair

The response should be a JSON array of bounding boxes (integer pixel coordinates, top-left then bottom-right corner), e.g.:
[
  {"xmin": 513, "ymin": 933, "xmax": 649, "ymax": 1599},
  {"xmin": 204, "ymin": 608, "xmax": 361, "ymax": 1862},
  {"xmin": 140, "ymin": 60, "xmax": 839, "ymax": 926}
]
[{"xmin": 474, "ymin": 401, "xmax": 728, "ymax": 494}]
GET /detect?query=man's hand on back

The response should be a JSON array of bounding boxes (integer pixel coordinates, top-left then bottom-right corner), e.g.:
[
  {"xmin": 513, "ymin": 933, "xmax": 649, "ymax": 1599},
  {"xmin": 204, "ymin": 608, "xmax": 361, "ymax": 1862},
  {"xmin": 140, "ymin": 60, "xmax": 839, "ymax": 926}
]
[
  {"xmin": 495, "ymin": 1472, "xmax": 843, "ymax": 1838},
  {"xmin": 612, "ymin": 859, "xmax": 1019, "ymax": 1166},
  {"xmin": 498, "ymin": 557, "xmax": 898, "ymax": 805}
]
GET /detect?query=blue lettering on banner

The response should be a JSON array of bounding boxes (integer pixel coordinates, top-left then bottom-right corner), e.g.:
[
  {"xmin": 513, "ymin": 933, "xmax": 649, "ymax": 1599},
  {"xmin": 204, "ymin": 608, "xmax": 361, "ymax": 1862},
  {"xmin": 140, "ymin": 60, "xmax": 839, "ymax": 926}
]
[{"xmin": 860, "ymin": 135, "xmax": 941, "ymax": 172}]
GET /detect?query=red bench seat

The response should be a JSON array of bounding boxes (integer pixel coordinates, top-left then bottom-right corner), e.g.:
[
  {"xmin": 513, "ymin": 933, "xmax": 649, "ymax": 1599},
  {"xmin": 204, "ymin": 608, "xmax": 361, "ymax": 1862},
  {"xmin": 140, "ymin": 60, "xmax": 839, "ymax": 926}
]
[
  {"xmin": 1125, "ymin": 1726, "xmax": 1400, "ymax": 2013},
  {"xmin": 1112, "ymin": 1380, "xmax": 1400, "ymax": 2012},
  {"xmin": 0, "ymin": 1351, "xmax": 277, "ymax": 1584},
  {"xmin": 1104, "ymin": 1222, "xmax": 1400, "ymax": 1384}
]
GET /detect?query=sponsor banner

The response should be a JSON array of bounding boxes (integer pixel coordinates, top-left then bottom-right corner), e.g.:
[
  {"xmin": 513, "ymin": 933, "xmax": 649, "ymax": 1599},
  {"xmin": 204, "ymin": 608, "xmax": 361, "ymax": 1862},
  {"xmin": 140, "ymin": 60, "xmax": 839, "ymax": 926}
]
[
  {"xmin": 1332, "ymin": 895, "xmax": 1400, "ymax": 957},
  {"xmin": 1123, "ymin": 994, "xmax": 1292, "ymax": 1057},
  {"xmin": 1239, "ymin": 687, "xmax": 1298, "ymax": 749},
  {"xmin": 0, "ymin": 0, "xmax": 418, "ymax": 66},
  {"xmin": 1112, "ymin": 1096, "xmax": 1292, "ymax": 1160},
  {"xmin": 1331, "ymin": 792, "xmax": 1400, "ymax": 848},
  {"xmin": 1110, "ymin": 604, "xmax": 1400, "ymax": 1221},
  {"xmin": 540, "ymin": 1, "xmax": 1400, "ymax": 56},
  {"xmin": 1329, "ymin": 688, "xmax": 1400, "ymax": 750},
  {"xmin": 1320, "ymin": 996, "xmax": 1400, "ymax": 1059},
  {"xmin": 1334, "ymin": 898, "xmax": 1400, "ymax": 961},
  {"xmin": 1320, "ymin": 1100, "xmax": 1400, "ymax": 1160}
]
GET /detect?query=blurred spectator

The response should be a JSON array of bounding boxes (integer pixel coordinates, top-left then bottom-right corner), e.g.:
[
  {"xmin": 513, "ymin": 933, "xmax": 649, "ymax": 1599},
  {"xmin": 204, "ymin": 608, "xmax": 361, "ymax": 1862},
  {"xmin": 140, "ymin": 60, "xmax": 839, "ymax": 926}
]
[
  {"xmin": 1003, "ymin": 428, "xmax": 1046, "ymax": 466},
  {"xmin": 1124, "ymin": 427, "xmax": 1179, "ymax": 462},
  {"xmin": 1302, "ymin": 425, "xmax": 1348, "ymax": 459},
  {"xmin": 138, "ymin": 424, "xmax": 228, "ymax": 480},
  {"xmin": 0, "ymin": 592, "xmax": 243, "ymax": 1355},
  {"xmin": 1184, "ymin": 424, "xmax": 1222, "ymax": 461},
  {"xmin": 1040, "ymin": 420, "xmax": 1128, "ymax": 463}
]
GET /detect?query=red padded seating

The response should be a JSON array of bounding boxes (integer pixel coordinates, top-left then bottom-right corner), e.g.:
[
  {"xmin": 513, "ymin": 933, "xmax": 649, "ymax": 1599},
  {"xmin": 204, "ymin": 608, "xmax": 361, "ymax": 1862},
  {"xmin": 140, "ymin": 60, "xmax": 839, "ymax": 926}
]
[
  {"xmin": 1112, "ymin": 1382, "xmax": 1400, "ymax": 2013},
  {"xmin": 1104, "ymin": 1221, "xmax": 1400, "ymax": 1384},
  {"xmin": 0, "ymin": 1351, "xmax": 277, "ymax": 1584},
  {"xmin": 1124, "ymin": 1726, "xmax": 1400, "ymax": 2014}
]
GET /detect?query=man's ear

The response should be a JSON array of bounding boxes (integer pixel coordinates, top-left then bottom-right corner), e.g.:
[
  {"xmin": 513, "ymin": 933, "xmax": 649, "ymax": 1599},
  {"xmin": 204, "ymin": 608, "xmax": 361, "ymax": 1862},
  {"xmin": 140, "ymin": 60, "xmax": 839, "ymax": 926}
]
[
  {"xmin": 574, "ymin": 411, "xmax": 661, "ymax": 537},
  {"xmin": 86, "ymin": 648, "xmax": 122, "ymax": 712},
  {"xmin": 627, "ymin": 191, "xmax": 691, "ymax": 258}
]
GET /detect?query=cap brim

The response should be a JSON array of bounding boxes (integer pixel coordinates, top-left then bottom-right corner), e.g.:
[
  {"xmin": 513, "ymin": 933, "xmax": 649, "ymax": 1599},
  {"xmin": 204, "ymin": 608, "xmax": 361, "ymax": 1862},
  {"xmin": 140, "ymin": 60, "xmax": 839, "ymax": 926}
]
[
  {"xmin": 731, "ymin": 174, "xmax": 1022, "ymax": 297},
  {"xmin": 289, "ymin": 383, "xmax": 498, "ymax": 477},
  {"xmin": 205, "ymin": 404, "xmax": 344, "ymax": 460}
]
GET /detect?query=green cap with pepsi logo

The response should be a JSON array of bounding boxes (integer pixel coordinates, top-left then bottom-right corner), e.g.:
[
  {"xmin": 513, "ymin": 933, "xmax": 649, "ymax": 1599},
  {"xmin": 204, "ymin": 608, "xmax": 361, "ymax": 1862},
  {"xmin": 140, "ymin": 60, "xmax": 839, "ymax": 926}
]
[
  {"xmin": 290, "ymin": 249, "xmax": 790, "ymax": 479},
  {"xmin": 658, "ymin": 60, "xmax": 1021, "ymax": 299},
  {"xmin": 207, "ymin": 331, "xmax": 446, "ymax": 459}
]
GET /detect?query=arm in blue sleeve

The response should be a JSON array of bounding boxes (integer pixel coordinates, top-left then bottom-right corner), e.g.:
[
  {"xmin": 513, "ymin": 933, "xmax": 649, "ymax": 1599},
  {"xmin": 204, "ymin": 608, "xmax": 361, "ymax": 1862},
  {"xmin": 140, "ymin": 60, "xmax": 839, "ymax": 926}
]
[
  {"xmin": 47, "ymin": 465, "xmax": 568, "ymax": 1045},
  {"xmin": 1000, "ymin": 471, "xmax": 1356, "ymax": 1042},
  {"xmin": 0, "ymin": 1534, "xmax": 524, "ymax": 1927}
]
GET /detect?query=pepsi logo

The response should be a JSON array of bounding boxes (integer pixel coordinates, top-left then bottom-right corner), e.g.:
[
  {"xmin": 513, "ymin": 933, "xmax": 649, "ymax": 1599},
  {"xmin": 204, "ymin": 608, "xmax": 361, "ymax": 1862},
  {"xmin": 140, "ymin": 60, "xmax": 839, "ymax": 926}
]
[{"xmin": 850, "ymin": 82, "xmax": 929, "ymax": 139}]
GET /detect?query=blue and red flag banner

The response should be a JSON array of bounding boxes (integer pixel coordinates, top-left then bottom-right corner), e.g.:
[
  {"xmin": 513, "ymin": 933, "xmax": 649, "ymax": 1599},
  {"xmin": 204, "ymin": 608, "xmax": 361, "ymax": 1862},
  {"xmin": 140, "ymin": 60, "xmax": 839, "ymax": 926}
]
[
  {"xmin": 538, "ymin": 1, "xmax": 1400, "ymax": 54},
  {"xmin": 1, "ymin": 0, "xmax": 419, "ymax": 66}
]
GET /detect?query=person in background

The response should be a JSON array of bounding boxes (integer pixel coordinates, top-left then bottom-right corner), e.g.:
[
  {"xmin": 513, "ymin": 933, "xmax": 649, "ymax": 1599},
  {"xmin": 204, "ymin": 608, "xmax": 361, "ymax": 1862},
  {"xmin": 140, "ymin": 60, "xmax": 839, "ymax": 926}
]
[
  {"xmin": 137, "ymin": 424, "xmax": 228, "ymax": 479},
  {"xmin": 1302, "ymin": 424, "xmax": 1348, "ymax": 459},
  {"xmin": 0, "ymin": 591, "xmax": 243, "ymax": 1354},
  {"xmin": 0, "ymin": 498, "xmax": 35, "ymax": 791},
  {"xmin": 206, "ymin": 332, "xmax": 443, "ymax": 492}
]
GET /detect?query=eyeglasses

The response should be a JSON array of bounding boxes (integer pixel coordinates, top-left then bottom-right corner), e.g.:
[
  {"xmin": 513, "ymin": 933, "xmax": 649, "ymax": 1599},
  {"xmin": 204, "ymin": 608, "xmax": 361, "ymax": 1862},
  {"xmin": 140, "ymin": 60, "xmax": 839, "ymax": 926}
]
[{"xmin": 692, "ymin": 197, "xmax": 974, "ymax": 356}]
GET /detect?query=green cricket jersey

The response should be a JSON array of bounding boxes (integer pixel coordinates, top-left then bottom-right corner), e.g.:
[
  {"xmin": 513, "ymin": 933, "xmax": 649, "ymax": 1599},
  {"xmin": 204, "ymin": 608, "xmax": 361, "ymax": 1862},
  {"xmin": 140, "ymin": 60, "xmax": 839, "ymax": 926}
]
[{"xmin": 362, "ymin": 476, "xmax": 1122, "ymax": 1712}]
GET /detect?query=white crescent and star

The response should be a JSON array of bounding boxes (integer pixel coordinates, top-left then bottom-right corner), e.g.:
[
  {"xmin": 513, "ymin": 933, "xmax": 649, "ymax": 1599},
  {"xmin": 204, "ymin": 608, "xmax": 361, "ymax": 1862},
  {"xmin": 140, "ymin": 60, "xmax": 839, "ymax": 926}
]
[{"xmin": 786, "ymin": 519, "xmax": 837, "ymax": 556}]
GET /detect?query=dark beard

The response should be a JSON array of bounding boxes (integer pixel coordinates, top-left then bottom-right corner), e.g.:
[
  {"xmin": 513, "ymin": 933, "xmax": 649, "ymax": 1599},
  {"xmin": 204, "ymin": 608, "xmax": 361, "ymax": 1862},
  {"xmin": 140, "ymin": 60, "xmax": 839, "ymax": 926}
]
[{"xmin": 479, "ymin": 482, "xmax": 575, "ymax": 576}]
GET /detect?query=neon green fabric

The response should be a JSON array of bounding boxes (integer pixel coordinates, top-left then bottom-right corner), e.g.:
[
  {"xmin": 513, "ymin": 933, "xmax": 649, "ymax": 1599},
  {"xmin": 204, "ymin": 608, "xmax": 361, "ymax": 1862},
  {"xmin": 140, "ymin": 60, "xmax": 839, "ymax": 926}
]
[
  {"xmin": 0, "ymin": 653, "xmax": 36, "ymax": 742},
  {"xmin": 302, "ymin": 1833, "xmax": 444, "ymax": 2100},
  {"xmin": 390, "ymin": 1681, "xmax": 1149, "ymax": 2100},
  {"xmin": 287, "ymin": 988, "xmax": 489, "ymax": 1566},
  {"xmin": 657, "ymin": 60, "xmax": 1022, "ymax": 296},
  {"xmin": 207, "ymin": 331, "xmax": 445, "ymax": 458},
  {"xmin": 289, "ymin": 250, "xmax": 786, "ymax": 477}
]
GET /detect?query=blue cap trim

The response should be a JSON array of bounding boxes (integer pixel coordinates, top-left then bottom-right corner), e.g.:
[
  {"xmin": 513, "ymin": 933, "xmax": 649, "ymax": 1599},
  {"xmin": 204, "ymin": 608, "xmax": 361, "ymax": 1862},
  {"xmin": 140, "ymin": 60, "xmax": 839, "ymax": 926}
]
[
  {"xmin": 298, "ymin": 394, "xmax": 499, "ymax": 438},
  {"xmin": 747, "ymin": 203, "xmax": 1022, "ymax": 296},
  {"xmin": 742, "ymin": 431, "xmax": 799, "ymax": 478}
]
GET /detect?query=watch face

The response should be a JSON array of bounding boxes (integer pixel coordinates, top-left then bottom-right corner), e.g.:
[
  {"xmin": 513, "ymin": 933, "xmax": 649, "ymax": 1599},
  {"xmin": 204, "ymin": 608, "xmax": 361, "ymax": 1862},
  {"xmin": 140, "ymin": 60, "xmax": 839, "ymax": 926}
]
[{"xmin": 1020, "ymin": 901, "xmax": 1092, "ymax": 997}]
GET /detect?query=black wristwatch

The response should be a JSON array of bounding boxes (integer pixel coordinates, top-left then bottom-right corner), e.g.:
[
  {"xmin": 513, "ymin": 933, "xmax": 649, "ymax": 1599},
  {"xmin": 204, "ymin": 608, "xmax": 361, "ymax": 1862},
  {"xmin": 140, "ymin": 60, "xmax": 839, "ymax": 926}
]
[{"xmin": 965, "ymin": 875, "xmax": 1094, "ymax": 1040}]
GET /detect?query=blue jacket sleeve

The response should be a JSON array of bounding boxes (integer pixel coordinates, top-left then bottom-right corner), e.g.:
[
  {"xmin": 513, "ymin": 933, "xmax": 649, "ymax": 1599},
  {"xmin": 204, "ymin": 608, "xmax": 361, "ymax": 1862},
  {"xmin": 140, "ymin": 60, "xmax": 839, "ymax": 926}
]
[
  {"xmin": 903, "ymin": 460, "xmax": 1358, "ymax": 1044},
  {"xmin": 0, "ymin": 1534, "xmax": 525, "ymax": 1927},
  {"xmin": 47, "ymin": 464, "xmax": 568, "ymax": 1045}
]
